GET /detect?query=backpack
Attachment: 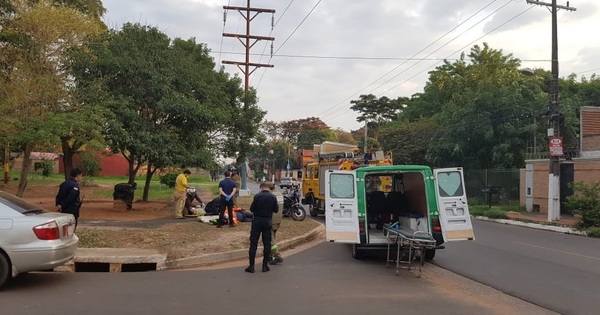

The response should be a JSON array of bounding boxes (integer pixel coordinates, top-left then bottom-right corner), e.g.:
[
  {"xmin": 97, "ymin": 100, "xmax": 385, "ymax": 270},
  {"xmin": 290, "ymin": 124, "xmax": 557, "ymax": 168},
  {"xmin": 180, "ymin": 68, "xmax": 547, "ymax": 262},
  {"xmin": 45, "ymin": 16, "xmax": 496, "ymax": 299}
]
[{"xmin": 204, "ymin": 197, "xmax": 221, "ymax": 215}]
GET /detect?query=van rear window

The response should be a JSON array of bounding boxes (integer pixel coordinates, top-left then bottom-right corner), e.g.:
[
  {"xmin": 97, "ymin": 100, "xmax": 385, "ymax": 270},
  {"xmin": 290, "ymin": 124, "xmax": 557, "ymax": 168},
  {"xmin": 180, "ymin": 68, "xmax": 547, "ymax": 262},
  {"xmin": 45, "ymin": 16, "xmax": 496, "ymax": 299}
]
[{"xmin": 329, "ymin": 174, "xmax": 354, "ymax": 199}]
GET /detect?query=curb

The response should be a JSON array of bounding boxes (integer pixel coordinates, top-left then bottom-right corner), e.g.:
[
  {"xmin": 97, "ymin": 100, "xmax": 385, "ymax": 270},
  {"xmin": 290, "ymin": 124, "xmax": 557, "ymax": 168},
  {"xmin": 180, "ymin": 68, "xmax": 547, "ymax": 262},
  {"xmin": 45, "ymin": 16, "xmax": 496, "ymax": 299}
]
[
  {"xmin": 473, "ymin": 216, "xmax": 587, "ymax": 236},
  {"xmin": 165, "ymin": 224, "xmax": 325, "ymax": 269}
]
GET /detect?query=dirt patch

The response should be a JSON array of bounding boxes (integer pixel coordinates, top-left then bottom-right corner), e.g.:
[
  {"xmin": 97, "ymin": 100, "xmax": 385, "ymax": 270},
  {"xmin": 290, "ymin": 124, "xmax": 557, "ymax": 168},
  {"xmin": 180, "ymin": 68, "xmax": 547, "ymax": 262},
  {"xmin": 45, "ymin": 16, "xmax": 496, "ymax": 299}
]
[{"xmin": 2, "ymin": 181, "xmax": 321, "ymax": 261}]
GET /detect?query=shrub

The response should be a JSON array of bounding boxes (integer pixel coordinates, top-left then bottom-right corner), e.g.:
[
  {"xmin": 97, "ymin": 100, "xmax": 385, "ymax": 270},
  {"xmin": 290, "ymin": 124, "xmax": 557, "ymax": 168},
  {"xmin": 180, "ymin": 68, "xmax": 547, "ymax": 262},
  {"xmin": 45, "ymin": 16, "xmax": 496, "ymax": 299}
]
[
  {"xmin": 159, "ymin": 172, "xmax": 178, "ymax": 188},
  {"xmin": 565, "ymin": 181, "xmax": 600, "ymax": 229},
  {"xmin": 33, "ymin": 160, "xmax": 54, "ymax": 177},
  {"xmin": 81, "ymin": 153, "xmax": 101, "ymax": 177},
  {"xmin": 584, "ymin": 227, "xmax": 600, "ymax": 238}
]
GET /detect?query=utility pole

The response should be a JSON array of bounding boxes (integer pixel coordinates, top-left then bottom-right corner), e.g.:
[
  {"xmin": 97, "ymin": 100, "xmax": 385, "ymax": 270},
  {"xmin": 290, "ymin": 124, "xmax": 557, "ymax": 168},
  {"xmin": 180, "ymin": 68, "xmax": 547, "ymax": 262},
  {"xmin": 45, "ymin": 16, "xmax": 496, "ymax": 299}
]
[
  {"xmin": 526, "ymin": 0, "xmax": 576, "ymax": 221},
  {"xmin": 222, "ymin": 1, "xmax": 275, "ymax": 194}
]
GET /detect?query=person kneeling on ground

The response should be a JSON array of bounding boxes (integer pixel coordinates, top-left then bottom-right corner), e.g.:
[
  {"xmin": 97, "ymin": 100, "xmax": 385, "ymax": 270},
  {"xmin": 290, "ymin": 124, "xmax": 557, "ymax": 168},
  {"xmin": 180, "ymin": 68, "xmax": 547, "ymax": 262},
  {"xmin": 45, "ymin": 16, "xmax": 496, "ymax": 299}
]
[{"xmin": 184, "ymin": 187, "xmax": 204, "ymax": 216}]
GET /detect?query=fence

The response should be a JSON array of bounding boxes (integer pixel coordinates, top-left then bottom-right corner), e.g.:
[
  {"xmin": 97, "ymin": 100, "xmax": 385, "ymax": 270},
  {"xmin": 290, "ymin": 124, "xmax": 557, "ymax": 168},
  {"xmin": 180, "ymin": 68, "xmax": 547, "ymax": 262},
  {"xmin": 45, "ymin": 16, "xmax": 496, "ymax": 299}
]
[{"xmin": 464, "ymin": 169, "xmax": 521, "ymax": 206}]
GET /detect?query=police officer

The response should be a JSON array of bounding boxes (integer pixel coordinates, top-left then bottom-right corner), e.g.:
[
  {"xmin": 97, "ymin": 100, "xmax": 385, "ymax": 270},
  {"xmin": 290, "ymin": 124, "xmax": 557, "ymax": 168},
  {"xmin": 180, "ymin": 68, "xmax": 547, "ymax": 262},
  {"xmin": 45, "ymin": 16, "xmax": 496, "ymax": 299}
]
[
  {"xmin": 245, "ymin": 182, "xmax": 278, "ymax": 273},
  {"xmin": 268, "ymin": 183, "xmax": 284, "ymax": 265},
  {"xmin": 55, "ymin": 168, "xmax": 83, "ymax": 231}
]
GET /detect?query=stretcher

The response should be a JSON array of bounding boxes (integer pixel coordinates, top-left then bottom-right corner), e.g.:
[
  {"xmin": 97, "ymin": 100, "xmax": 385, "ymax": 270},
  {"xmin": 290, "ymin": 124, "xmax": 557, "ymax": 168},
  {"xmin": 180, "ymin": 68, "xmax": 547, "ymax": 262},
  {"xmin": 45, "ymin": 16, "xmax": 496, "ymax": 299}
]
[{"xmin": 383, "ymin": 223, "xmax": 437, "ymax": 277}]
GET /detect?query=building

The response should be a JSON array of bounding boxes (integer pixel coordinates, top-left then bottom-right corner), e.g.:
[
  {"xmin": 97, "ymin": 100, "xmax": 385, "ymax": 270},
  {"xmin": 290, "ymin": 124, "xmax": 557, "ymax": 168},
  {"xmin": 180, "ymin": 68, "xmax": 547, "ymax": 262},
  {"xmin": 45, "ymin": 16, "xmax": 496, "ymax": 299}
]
[{"xmin": 521, "ymin": 106, "xmax": 600, "ymax": 215}]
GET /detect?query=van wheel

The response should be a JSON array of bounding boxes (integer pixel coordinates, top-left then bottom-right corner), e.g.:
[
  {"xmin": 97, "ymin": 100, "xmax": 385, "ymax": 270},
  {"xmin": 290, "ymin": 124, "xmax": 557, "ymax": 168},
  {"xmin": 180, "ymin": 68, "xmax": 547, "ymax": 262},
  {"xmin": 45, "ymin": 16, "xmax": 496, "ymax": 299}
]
[
  {"xmin": 424, "ymin": 249, "xmax": 436, "ymax": 260},
  {"xmin": 0, "ymin": 252, "xmax": 11, "ymax": 289},
  {"xmin": 351, "ymin": 244, "xmax": 364, "ymax": 259}
]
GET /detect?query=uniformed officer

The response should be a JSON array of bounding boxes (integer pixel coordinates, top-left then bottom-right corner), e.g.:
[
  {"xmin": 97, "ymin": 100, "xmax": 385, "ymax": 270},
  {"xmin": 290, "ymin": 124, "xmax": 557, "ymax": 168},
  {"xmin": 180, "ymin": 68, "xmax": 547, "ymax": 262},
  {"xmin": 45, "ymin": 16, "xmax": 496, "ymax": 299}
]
[
  {"xmin": 55, "ymin": 168, "xmax": 83, "ymax": 231},
  {"xmin": 245, "ymin": 182, "xmax": 278, "ymax": 273}
]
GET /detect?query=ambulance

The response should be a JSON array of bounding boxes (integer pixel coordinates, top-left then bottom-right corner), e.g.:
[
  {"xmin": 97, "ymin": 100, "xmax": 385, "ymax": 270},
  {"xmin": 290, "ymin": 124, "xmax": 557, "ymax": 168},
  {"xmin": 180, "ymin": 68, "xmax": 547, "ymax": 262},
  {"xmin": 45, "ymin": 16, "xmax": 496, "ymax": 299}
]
[{"xmin": 324, "ymin": 165, "xmax": 475, "ymax": 260}]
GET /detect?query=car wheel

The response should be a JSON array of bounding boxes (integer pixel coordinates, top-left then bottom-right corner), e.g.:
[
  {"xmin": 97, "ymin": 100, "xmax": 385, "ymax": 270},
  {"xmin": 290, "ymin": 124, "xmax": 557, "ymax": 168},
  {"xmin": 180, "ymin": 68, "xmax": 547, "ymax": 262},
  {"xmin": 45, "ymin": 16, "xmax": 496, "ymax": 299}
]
[{"xmin": 0, "ymin": 252, "xmax": 10, "ymax": 289}]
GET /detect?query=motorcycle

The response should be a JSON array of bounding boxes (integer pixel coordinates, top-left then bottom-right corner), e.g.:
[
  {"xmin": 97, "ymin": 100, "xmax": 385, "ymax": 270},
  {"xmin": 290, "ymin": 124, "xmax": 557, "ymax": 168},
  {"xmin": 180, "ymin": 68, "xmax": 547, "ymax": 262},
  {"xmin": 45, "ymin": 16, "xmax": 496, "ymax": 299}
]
[{"xmin": 282, "ymin": 187, "xmax": 307, "ymax": 221}]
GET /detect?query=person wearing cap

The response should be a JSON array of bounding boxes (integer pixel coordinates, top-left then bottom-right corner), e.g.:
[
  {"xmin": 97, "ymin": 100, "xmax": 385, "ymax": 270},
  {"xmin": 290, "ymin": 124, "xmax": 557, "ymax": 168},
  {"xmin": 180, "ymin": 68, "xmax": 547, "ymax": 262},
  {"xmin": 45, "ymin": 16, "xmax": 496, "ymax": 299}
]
[
  {"xmin": 268, "ymin": 183, "xmax": 285, "ymax": 265},
  {"xmin": 174, "ymin": 169, "xmax": 191, "ymax": 219},
  {"xmin": 184, "ymin": 187, "xmax": 204, "ymax": 216}
]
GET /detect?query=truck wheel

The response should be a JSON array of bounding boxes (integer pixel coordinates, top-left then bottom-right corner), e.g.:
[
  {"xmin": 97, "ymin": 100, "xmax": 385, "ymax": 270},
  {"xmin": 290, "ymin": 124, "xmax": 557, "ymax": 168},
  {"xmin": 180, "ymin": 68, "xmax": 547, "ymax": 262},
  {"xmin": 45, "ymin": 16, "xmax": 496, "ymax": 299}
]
[
  {"xmin": 351, "ymin": 244, "xmax": 364, "ymax": 260},
  {"xmin": 424, "ymin": 249, "xmax": 436, "ymax": 260},
  {"xmin": 309, "ymin": 204, "xmax": 318, "ymax": 217},
  {"xmin": 0, "ymin": 252, "xmax": 11, "ymax": 289}
]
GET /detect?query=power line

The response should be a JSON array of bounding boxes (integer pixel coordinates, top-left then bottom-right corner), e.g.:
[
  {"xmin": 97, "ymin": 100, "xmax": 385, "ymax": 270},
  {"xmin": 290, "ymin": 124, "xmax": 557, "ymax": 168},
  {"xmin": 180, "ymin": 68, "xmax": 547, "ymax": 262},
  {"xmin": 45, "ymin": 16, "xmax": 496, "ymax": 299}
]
[
  {"xmin": 273, "ymin": 0, "xmax": 321, "ymax": 56},
  {"xmin": 212, "ymin": 51, "xmax": 550, "ymax": 62},
  {"xmin": 251, "ymin": 0, "xmax": 295, "ymax": 86},
  {"xmin": 319, "ymin": 0, "xmax": 512, "ymax": 122},
  {"xmin": 217, "ymin": 0, "xmax": 233, "ymax": 65},
  {"xmin": 324, "ymin": 5, "xmax": 536, "ymax": 127},
  {"xmin": 255, "ymin": 0, "xmax": 321, "ymax": 89}
]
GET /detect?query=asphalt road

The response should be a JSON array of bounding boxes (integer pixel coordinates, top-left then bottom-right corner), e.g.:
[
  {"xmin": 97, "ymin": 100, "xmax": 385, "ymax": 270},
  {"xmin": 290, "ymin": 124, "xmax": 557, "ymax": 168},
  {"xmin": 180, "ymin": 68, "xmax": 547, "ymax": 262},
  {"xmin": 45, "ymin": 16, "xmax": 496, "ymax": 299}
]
[
  {"xmin": 0, "ymin": 241, "xmax": 556, "ymax": 315},
  {"xmin": 434, "ymin": 220, "xmax": 600, "ymax": 315}
]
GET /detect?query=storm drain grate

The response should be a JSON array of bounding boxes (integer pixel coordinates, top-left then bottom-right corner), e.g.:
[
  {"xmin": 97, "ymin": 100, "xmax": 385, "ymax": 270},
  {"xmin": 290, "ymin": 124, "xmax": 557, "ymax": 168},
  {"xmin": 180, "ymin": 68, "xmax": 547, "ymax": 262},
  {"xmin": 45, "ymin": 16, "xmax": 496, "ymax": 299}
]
[{"xmin": 74, "ymin": 262, "xmax": 157, "ymax": 272}]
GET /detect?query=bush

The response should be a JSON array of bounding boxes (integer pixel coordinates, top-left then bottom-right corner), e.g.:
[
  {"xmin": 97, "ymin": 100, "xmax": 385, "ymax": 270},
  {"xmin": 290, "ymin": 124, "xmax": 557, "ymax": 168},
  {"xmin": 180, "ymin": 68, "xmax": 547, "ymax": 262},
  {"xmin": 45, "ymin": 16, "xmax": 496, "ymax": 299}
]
[
  {"xmin": 33, "ymin": 160, "xmax": 54, "ymax": 177},
  {"xmin": 584, "ymin": 227, "xmax": 600, "ymax": 238},
  {"xmin": 81, "ymin": 153, "xmax": 101, "ymax": 177},
  {"xmin": 159, "ymin": 172, "xmax": 178, "ymax": 188},
  {"xmin": 565, "ymin": 181, "xmax": 600, "ymax": 228}
]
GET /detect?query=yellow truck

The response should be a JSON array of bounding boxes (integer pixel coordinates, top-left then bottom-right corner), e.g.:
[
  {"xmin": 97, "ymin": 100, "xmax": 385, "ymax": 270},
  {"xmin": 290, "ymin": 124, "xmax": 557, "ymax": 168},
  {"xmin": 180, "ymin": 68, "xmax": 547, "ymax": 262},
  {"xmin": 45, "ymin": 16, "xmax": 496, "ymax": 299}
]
[{"xmin": 301, "ymin": 142, "xmax": 392, "ymax": 217}]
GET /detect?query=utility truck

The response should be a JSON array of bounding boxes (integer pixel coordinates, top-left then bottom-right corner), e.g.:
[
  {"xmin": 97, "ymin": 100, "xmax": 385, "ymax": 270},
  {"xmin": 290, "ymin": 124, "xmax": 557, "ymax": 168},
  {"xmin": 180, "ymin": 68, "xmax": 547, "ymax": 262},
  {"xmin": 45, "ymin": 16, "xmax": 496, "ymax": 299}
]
[
  {"xmin": 324, "ymin": 165, "xmax": 474, "ymax": 260},
  {"xmin": 302, "ymin": 141, "xmax": 392, "ymax": 217}
]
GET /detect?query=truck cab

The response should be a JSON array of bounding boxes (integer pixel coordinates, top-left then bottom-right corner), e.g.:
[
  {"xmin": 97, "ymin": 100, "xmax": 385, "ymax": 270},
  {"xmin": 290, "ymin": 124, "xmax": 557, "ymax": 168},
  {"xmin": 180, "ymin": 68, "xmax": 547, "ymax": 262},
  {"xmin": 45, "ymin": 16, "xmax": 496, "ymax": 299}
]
[{"xmin": 324, "ymin": 165, "xmax": 474, "ymax": 260}]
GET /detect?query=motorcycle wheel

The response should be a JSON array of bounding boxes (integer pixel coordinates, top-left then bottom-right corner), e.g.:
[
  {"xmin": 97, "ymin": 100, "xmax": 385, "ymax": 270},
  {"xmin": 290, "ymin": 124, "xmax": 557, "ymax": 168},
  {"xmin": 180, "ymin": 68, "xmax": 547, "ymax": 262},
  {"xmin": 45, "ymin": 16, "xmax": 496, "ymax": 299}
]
[{"xmin": 291, "ymin": 204, "xmax": 307, "ymax": 221}]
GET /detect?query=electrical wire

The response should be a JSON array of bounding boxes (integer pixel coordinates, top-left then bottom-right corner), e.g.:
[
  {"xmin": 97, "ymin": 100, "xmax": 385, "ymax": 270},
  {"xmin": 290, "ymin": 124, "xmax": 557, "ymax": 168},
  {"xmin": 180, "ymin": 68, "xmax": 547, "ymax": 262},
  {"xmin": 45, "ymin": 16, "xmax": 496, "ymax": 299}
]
[
  {"xmin": 317, "ymin": 0, "xmax": 507, "ymax": 120},
  {"xmin": 250, "ymin": 0, "xmax": 295, "ymax": 86},
  {"xmin": 218, "ymin": 0, "xmax": 233, "ymax": 66},
  {"xmin": 255, "ymin": 0, "xmax": 322, "ymax": 89},
  {"xmin": 323, "ymin": 4, "xmax": 536, "ymax": 127}
]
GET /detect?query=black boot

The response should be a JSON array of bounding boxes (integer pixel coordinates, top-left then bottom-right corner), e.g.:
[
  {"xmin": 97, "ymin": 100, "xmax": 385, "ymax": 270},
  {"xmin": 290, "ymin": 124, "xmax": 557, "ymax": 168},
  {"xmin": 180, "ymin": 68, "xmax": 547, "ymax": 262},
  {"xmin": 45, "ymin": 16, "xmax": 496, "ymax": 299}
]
[
  {"xmin": 245, "ymin": 265, "xmax": 255, "ymax": 273},
  {"xmin": 262, "ymin": 264, "xmax": 270, "ymax": 272}
]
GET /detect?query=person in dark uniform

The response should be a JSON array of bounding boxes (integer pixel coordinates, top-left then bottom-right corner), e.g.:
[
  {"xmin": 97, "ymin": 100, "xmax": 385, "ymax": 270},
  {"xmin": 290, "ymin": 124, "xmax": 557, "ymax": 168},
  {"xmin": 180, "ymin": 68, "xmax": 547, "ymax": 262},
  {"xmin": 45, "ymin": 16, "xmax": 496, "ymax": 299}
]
[
  {"xmin": 245, "ymin": 182, "xmax": 279, "ymax": 273},
  {"xmin": 55, "ymin": 168, "xmax": 83, "ymax": 231},
  {"xmin": 217, "ymin": 170, "xmax": 237, "ymax": 228}
]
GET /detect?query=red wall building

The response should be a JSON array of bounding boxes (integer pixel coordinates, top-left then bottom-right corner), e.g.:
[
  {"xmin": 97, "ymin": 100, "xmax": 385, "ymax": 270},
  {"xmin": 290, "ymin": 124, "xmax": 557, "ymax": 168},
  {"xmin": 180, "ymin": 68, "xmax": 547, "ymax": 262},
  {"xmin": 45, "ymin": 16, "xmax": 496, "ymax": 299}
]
[{"xmin": 57, "ymin": 150, "xmax": 129, "ymax": 177}]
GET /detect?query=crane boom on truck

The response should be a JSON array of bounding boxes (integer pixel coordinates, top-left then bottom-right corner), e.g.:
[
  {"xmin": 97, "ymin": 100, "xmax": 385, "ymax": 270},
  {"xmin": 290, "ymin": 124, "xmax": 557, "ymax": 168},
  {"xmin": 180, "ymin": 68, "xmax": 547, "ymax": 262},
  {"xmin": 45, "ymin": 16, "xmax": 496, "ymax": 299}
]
[{"xmin": 301, "ymin": 141, "xmax": 392, "ymax": 217}]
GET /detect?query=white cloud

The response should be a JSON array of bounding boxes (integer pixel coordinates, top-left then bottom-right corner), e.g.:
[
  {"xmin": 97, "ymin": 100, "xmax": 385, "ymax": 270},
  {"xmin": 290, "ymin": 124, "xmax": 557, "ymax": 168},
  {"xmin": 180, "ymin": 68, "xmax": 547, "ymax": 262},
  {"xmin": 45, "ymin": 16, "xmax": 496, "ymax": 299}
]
[{"xmin": 101, "ymin": 0, "xmax": 600, "ymax": 131}]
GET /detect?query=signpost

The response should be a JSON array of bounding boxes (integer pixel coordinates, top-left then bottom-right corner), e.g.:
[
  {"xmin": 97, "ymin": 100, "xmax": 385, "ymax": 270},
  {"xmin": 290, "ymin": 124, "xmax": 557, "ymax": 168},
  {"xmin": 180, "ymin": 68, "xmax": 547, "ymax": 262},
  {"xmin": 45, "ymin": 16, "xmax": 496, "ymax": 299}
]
[{"xmin": 549, "ymin": 137, "xmax": 563, "ymax": 157}]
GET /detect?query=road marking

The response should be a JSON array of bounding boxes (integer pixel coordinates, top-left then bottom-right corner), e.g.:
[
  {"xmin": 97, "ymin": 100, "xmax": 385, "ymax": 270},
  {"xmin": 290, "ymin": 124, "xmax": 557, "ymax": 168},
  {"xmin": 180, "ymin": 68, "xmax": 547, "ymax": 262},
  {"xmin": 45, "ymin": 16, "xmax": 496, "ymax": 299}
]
[{"xmin": 514, "ymin": 241, "xmax": 600, "ymax": 261}]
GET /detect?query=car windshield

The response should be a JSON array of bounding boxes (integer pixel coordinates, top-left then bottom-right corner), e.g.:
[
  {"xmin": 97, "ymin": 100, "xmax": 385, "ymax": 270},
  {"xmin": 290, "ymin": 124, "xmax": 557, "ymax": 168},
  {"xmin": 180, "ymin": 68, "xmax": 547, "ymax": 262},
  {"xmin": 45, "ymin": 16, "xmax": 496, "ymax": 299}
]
[{"xmin": 0, "ymin": 191, "xmax": 45, "ymax": 214}]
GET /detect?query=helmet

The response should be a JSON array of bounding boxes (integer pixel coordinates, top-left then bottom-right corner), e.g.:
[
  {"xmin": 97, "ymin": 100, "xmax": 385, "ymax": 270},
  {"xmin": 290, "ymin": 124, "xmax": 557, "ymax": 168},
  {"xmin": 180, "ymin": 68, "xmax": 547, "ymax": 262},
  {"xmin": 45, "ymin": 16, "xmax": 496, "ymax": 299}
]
[{"xmin": 187, "ymin": 187, "xmax": 196, "ymax": 195}]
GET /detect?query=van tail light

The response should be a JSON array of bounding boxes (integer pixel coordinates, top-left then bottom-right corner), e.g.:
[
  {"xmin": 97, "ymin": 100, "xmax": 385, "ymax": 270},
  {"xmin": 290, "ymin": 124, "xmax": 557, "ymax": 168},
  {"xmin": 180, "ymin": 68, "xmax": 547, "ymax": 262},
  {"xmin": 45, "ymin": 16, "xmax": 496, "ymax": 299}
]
[
  {"xmin": 358, "ymin": 219, "xmax": 365, "ymax": 234},
  {"xmin": 33, "ymin": 221, "xmax": 60, "ymax": 240},
  {"xmin": 432, "ymin": 218, "xmax": 442, "ymax": 233}
]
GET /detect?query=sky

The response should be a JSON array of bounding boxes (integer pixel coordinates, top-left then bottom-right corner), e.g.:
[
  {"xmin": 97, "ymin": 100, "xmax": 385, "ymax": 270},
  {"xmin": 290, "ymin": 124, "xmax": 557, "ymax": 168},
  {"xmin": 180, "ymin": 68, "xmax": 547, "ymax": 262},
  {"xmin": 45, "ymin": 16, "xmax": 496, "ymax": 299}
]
[{"xmin": 100, "ymin": 0, "xmax": 600, "ymax": 132}]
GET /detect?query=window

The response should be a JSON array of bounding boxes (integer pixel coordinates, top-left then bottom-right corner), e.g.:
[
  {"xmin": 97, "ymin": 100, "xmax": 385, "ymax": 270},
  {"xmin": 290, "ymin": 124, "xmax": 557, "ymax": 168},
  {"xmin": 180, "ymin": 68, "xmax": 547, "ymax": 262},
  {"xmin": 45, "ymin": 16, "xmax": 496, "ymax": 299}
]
[
  {"xmin": 437, "ymin": 171, "xmax": 464, "ymax": 197},
  {"xmin": 329, "ymin": 173, "xmax": 354, "ymax": 199}
]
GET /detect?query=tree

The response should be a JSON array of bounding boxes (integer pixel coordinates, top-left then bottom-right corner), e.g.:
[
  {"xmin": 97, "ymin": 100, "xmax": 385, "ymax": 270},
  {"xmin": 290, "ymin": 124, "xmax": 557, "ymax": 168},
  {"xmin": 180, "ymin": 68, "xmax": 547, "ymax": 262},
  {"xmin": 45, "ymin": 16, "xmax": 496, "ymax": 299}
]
[
  {"xmin": 398, "ymin": 43, "xmax": 546, "ymax": 168},
  {"xmin": 0, "ymin": 0, "xmax": 103, "ymax": 196},
  {"xmin": 350, "ymin": 94, "xmax": 407, "ymax": 152},
  {"xmin": 280, "ymin": 117, "xmax": 334, "ymax": 149}
]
